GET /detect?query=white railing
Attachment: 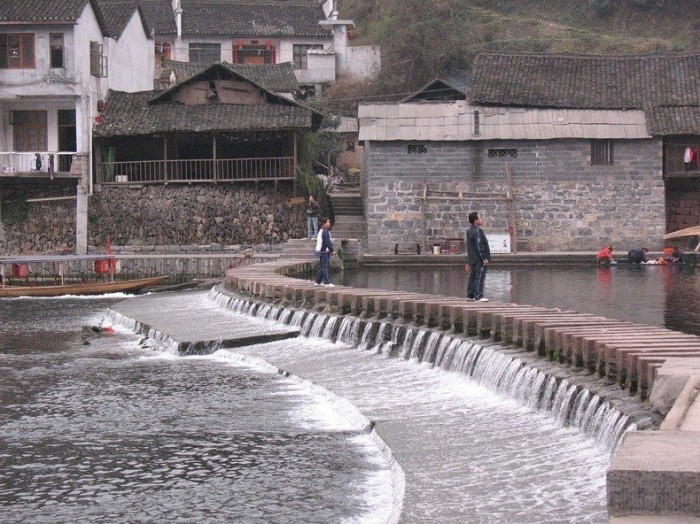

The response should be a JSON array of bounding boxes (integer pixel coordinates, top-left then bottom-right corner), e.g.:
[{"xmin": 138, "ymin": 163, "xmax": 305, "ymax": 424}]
[{"xmin": 0, "ymin": 151, "xmax": 77, "ymax": 175}]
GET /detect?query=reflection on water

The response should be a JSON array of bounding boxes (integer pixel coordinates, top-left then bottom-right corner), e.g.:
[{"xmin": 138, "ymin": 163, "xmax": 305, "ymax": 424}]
[{"xmin": 343, "ymin": 264, "xmax": 700, "ymax": 336}]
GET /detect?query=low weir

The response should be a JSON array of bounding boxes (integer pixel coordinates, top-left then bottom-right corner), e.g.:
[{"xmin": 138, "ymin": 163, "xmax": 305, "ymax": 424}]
[
  {"xmin": 208, "ymin": 287, "xmax": 646, "ymax": 452},
  {"xmin": 222, "ymin": 256, "xmax": 700, "ymax": 521}
]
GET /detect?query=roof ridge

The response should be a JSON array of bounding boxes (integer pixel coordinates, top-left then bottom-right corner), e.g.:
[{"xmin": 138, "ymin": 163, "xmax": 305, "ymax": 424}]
[{"xmin": 476, "ymin": 50, "xmax": 700, "ymax": 60}]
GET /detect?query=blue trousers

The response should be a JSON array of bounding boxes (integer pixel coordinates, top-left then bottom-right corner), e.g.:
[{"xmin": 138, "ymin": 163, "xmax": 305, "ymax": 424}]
[
  {"xmin": 316, "ymin": 252, "xmax": 331, "ymax": 284},
  {"xmin": 308, "ymin": 216, "xmax": 318, "ymax": 239},
  {"xmin": 467, "ymin": 263, "xmax": 487, "ymax": 299}
]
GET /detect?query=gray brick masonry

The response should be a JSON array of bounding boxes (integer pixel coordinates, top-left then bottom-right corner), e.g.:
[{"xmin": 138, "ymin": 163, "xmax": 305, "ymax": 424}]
[{"xmin": 363, "ymin": 139, "xmax": 665, "ymax": 252}]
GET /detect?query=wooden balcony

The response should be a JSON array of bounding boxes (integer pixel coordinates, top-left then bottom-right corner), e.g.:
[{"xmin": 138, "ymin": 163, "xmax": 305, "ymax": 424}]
[{"xmin": 95, "ymin": 156, "xmax": 296, "ymax": 185}]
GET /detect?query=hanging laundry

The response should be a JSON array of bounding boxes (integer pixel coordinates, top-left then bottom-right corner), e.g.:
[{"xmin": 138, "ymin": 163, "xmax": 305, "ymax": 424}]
[
  {"xmin": 48, "ymin": 154, "xmax": 55, "ymax": 180},
  {"xmin": 33, "ymin": 153, "xmax": 42, "ymax": 171},
  {"xmin": 684, "ymin": 147, "xmax": 694, "ymax": 171}
]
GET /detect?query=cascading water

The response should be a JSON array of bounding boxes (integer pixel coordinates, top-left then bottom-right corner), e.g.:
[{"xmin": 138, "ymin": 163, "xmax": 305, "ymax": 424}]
[{"xmin": 209, "ymin": 288, "xmax": 639, "ymax": 452}]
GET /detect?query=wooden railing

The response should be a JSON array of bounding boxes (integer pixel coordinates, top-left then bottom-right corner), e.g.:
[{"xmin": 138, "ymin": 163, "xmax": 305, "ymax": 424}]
[
  {"xmin": 665, "ymin": 144, "xmax": 700, "ymax": 178},
  {"xmin": 96, "ymin": 157, "xmax": 295, "ymax": 185}
]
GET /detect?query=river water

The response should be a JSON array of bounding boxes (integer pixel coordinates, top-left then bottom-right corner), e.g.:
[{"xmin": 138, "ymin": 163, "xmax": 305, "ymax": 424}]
[
  {"xmin": 344, "ymin": 264, "xmax": 700, "ymax": 336},
  {"xmin": 0, "ymin": 286, "xmax": 630, "ymax": 523}
]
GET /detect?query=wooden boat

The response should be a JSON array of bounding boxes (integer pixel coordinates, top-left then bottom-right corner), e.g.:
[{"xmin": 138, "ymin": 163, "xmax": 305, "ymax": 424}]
[
  {"xmin": 0, "ymin": 275, "xmax": 169, "ymax": 298},
  {"xmin": 664, "ymin": 225, "xmax": 700, "ymax": 252},
  {"xmin": 0, "ymin": 254, "xmax": 168, "ymax": 297}
]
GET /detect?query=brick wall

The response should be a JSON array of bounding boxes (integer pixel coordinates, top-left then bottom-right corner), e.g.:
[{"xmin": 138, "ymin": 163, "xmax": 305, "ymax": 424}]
[{"xmin": 363, "ymin": 138, "xmax": 665, "ymax": 252}]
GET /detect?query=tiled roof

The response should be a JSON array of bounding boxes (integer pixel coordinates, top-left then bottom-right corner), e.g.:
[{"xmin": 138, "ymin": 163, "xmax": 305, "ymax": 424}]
[
  {"xmin": 647, "ymin": 106, "xmax": 700, "ymax": 136},
  {"xmin": 93, "ymin": 0, "xmax": 147, "ymax": 38},
  {"xmin": 139, "ymin": 0, "xmax": 177, "ymax": 35},
  {"xmin": 0, "ymin": 0, "xmax": 89, "ymax": 22},
  {"xmin": 180, "ymin": 1, "xmax": 329, "ymax": 37},
  {"xmin": 469, "ymin": 51, "xmax": 700, "ymax": 135},
  {"xmin": 94, "ymin": 90, "xmax": 314, "ymax": 137},
  {"xmin": 158, "ymin": 60, "xmax": 300, "ymax": 93}
]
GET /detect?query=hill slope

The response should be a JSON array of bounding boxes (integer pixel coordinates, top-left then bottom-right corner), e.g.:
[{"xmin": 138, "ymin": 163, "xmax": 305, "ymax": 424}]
[{"xmin": 327, "ymin": 0, "xmax": 700, "ymax": 105}]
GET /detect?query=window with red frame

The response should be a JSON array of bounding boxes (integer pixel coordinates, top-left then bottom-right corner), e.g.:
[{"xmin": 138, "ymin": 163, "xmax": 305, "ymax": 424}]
[
  {"xmin": 232, "ymin": 42, "xmax": 275, "ymax": 64},
  {"xmin": 0, "ymin": 33, "xmax": 35, "ymax": 69}
]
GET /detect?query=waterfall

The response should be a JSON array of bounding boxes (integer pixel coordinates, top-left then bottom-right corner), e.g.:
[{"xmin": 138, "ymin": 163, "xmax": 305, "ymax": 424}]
[
  {"xmin": 336, "ymin": 316, "xmax": 360, "ymax": 345},
  {"xmin": 203, "ymin": 289, "xmax": 640, "ymax": 452}
]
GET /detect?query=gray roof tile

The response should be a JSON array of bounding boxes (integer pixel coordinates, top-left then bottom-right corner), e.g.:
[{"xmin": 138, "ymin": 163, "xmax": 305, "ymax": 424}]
[
  {"xmin": 139, "ymin": 0, "xmax": 177, "ymax": 34},
  {"xmin": 95, "ymin": 63, "xmax": 315, "ymax": 137},
  {"xmin": 0, "ymin": 0, "xmax": 89, "ymax": 22},
  {"xmin": 181, "ymin": 1, "xmax": 329, "ymax": 37},
  {"xmin": 469, "ymin": 51, "xmax": 700, "ymax": 135},
  {"xmin": 158, "ymin": 60, "xmax": 300, "ymax": 93},
  {"xmin": 94, "ymin": 90, "xmax": 314, "ymax": 136},
  {"xmin": 92, "ymin": 0, "xmax": 146, "ymax": 38}
]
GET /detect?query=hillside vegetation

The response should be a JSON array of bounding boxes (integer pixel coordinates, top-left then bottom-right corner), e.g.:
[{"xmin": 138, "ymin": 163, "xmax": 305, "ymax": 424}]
[{"xmin": 322, "ymin": 0, "xmax": 700, "ymax": 111}]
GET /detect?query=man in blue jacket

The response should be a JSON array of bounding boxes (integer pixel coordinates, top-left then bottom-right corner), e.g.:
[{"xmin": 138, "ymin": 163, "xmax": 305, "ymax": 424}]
[
  {"xmin": 465, "ymin": 211, "xmax": 491, "ymax": 302},
  {"xmin": 314, "ymin": 217, "xmax": 335, "ymax": 286}
]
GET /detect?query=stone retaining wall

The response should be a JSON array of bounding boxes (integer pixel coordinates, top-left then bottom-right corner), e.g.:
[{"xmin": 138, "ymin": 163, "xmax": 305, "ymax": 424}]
[
  {"xmin": 89, "ymin": 183, "xmax": 304, "ymax": 247},
  {"xmin": 0, "ymin": 182, "xmax": 306, "ymax": 255}
]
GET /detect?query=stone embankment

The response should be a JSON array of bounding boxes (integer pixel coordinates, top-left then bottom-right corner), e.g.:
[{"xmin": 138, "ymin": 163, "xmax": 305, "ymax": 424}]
[{"xmin": 225, "ymin": 257, "xmax": 700, "ymax": 522}]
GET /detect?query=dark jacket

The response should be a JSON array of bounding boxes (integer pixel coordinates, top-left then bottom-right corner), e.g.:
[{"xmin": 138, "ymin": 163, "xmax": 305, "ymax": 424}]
[
  {"xmin": 317, "ymin": 228, "xmax": 334, "ymax": 254},
  {"xmin": 466, "ymin": 224, "xmax": 490, "ymax": 265},
  {"xmin": 307, "ymin": 200, "xmax": 320, "ymax": 217}
]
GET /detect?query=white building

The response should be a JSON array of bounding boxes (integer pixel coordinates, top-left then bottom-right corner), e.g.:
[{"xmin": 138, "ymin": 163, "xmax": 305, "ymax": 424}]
[
  {"xmin": 141, "ymin": 0, "xmax": 379, "ymax": 94},
  {"xmin": 0, "ymin": 0, "xmax": 154, "ymax": 253}
]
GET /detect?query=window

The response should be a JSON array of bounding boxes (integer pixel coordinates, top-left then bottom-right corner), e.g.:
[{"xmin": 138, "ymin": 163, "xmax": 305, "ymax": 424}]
[
  {"xmin": 408, "ymin": 144, "xmax": 427, "ymax": 154},
  {"xmin": 155, "ymin": 42, "xmax": 171, "ymax": 64},
  {"xmin": 591, "ymin": 140, "xmax": 614, "ymax": 165},
  {"xmin": 488, "ymin": 148, "xmax": 517, "ymax": 158},
  {"xmin": 293, "ymin": 44, "xmax": 322, "ymax": 69},
  {"xmin": 0, "ymin": 33, "xmax": 35, "ymax": 69},
  {"xmin": 473, "ymin": 110, "xmax": 480, "ymax": 136},
  {"xmin": 12, "ymin": 111, "xmax": 47, "ymax": 152},
  {"xmin": 232, "ymin": 43, "xmax": 275, "ymax": 65},
  {"xmin": 189, "ymin": 43, "xmax": 220, "ymax": 64},
  {"xmin": 90, "ymin": 41, "xmax": 107, "ymax": 77},
  {"xmin": 50, "ymin": 33, "xmax": 64, "ymax": 68}
]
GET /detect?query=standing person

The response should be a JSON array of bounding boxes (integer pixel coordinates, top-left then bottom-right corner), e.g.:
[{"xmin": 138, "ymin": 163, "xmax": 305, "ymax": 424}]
[
  {"xmin": 307, "ymin": 195, "xmax": 321, "ymax": 239},
  {"xmin": 465, "ymin": 211, "xmax": 491, "ymax": 302},
  {"xmin": 315, "ymin": 217, "xmax": 335, "ymax": 286}
]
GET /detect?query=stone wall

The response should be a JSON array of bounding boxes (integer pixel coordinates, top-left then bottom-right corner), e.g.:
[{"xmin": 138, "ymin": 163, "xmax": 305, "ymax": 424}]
[
  {"xmin": 89, "ymin": 183, "xmax": 305, "ymax": 248},
  {"xmin": 363, "ymin": 139, "xmax": 665, "ymax": 252},
  {"xmin": 0, "ymin": 182, "xmax": 305, "ymax": 255},
  {"xmin": 0, "ymin": 183, "xmax": 78, "ymax": 254}
]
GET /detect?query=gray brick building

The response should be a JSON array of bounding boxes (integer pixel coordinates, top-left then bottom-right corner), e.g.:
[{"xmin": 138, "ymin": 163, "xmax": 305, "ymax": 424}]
[{"xmin": 359, "ymin": 53, "xmax": 700, "ymax": 253}]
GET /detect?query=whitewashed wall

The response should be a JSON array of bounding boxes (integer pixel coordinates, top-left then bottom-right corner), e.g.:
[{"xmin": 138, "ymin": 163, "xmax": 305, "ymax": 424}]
[{"xmin": 105, "ymin": 11, "xmax": 154, "ymax": 92}]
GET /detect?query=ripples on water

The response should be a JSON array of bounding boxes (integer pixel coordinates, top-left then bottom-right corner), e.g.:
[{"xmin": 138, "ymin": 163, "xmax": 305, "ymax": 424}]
[
  {"xmin": 0, "ymin": 298, "xmax": 394, "ymax": 523},
  {"xmin": 1, "ymin": 285, "xmax": 638, "ymax": 523}
]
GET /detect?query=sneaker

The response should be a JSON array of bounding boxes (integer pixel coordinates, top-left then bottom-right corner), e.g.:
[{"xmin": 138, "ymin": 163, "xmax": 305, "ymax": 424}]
[
  {"xmin": 325, "ymin": 283, "xmax": 336, "ymax": 287},
  {"xmin": 466, "ymin": 297, "xmax": 475, "ymax": 302},
  {"xmin": 478, "ymin": 297, "xmax": 489, "ymax": 302},
  {"xmin": 314, "ymin": 282, "xmax": 321, "ymax": 286}
]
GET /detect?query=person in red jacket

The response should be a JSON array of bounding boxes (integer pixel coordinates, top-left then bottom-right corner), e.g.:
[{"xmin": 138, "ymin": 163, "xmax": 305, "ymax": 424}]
[{"xmin": 596, "ymin": 245, "xmax": 615, "ymax": 264}]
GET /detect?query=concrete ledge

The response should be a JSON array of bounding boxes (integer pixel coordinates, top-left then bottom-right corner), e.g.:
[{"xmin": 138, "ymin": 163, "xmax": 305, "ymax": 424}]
[{"xmin": 608, "ymin": 430, "xmax": 700, "ymax": 517}]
